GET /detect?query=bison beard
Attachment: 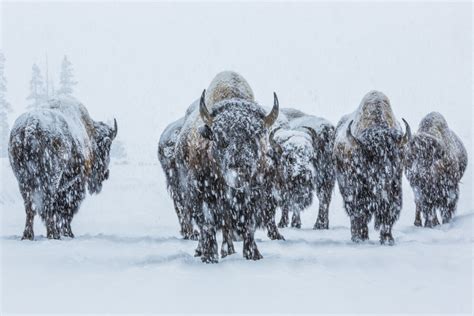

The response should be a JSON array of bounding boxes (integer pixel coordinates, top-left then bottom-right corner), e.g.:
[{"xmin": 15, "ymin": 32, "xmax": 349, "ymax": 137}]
[{"xmin": 9, "ymin": 98, "xmax": 117, "ymax": 240}]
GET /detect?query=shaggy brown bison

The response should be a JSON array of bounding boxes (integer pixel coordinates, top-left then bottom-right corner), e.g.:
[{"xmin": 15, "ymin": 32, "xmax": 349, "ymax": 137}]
[
  {"xmin": 9, "ymin": 97, "xmax": 117, "ymax": 240},
  {"xmin": 333, "ymin": 91, "xmax": 410, "ymax": 245},
  {"xmin": 404, "ymin": 112, "xmax": 467, "ymax": 227},
  {"xmin": 269, "ymin": 108, "xmax": 335, "ymax": 230},
  {"xmin": 169, "ymin": 71, "xmax": 280, "ymax": 263}
]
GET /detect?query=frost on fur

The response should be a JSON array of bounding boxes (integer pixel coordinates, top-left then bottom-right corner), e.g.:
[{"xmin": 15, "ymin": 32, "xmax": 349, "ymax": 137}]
[{"xmin": 404, "ymin": 112, "xmax": 467, "ymax": 227}]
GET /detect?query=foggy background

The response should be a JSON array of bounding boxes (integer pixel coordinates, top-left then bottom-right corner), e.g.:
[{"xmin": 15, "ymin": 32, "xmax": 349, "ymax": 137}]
[{"xmin": 1, "ymin": 1, "xmax": 472, "ymax": 211}]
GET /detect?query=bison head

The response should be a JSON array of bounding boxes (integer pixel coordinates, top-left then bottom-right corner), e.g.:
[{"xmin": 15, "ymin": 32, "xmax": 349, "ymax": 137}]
[
  {"xmin": 88, "ymin": 119, "xmax": 118, "ymax": 194},
  {"xmin": 346, "ymin": 118, "xmax": 411, "ymax": 162},
  {"xmin": 198, "ymin": 89, "xmax": 278, "ymax": 189},
  {"xmin": 269, "ymin": 128, "xmax": 315, "ymax": 184}
]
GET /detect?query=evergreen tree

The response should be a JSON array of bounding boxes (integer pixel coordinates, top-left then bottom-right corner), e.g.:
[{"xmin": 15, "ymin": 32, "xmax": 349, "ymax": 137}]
[
  {"xmin": 0, "ymin": 52, "xmax": 12, "ymax": 157},
  {"xmin": 27, "ymin": 63, "xmax": 46, "ymax": 109},
  {"xmin": 57, "ymin": 55, "xmax": 77, "ymax": 97}
]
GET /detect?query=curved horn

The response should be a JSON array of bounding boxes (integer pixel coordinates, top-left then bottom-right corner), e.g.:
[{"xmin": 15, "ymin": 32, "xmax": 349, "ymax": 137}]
[
  {"xmin": 346, "ymin": 120, "xmax": 363, "ymax": 147},
  {"xmin": 199, "ymin": 89, "xmax": 213, "ymax": 126},
  {"xmin": 400, "ymin": 118, "xmax": 411, "ymax": 145},
  {"xmin": 264, "ymin": 92, "xmax": 279, "ymax": 128},
  {"xmin": 269, "ymin": 127, "xmax": 281, "ymax": 148},
  {"xmin": 112, "ymin": 118, "xmax": 118, "ymax": 139}
]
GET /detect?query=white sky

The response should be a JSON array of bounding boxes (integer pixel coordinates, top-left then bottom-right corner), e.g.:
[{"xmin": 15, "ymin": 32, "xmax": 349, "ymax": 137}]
[{"xmin": 1, "ymin": 1, "xmax": 472, "ymax": 208}]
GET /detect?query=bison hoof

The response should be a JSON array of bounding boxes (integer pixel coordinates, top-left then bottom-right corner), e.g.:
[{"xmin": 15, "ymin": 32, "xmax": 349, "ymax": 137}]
[
  {"xmin": 21, "ymin": 230, "xmax": 34, "ymax": 241},
  {"xmin": 314, "ymin": 220, "xmax": 329, "ymax": 230},
  {"xmin": 380, "ymin": 234, "xmax": 394, "ymax": 246},
  {"xmin": 201, "ymin": 255, "xmax": 219, "ymax": 264},
  {"xmin": 184, "ymin": 230, "xmax": 199, "ymax": 241},
  {"xmin": 351, "ymin": 235, "xmax": 369, "ymax": 243},
  {"xmin": 291, "ymin": 221, "xmax": 301, "ymax": 229},
  {"xmin": 424, "ymin": 219, "xmax": 439, "ymax": 228},
  {"xmin": 62, "ymin": 231, "xmax": 75, "ymax": 238},
  {"xmin": 414, "ymin": 219, "xmax": 422, "ymax": 227},
  {"xmin": 221, "ymin": 246, "xmax": 236, "ymax": 258},
  {"xmin": 244, "ymin": 247, "xmax": 263, "ymax": 261},
  {"xmin": 268, "ymin": 232, "xmax": 285, "ymax": 241},
  {"xmin": 194, "ymin": 247, "xmax": 202, "ymax": 257}
]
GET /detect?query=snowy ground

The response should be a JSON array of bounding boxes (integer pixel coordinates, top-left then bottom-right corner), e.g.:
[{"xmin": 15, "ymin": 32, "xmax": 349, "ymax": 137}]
[{"xmin": 1, "ymin": 158, "xmax": 472, "ymax": 314}]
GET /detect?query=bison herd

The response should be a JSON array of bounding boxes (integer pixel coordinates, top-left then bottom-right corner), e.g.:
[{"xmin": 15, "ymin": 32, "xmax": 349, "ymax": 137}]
[{"xmin": 8, "ymin": 71, "xmax": 467, "ymax": 264}]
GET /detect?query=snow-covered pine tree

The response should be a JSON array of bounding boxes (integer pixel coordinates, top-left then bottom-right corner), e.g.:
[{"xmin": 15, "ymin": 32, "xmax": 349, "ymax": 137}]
[
  {"xmin": 57, "ymin": 55, "xmax": 77, "ymax": 97},
  {"xmin": 27, "ymin": 63, "xmax": 46, "ymax": 110},
  {"xmin": 0, "ymin": 52, "xmax": 12, "ymax": 157}
]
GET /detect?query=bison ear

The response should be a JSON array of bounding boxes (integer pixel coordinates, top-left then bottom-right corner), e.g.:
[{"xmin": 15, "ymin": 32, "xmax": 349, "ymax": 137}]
[{"xmin": 199, "ymin": 125, "xmax": 213, "ymax": 140}]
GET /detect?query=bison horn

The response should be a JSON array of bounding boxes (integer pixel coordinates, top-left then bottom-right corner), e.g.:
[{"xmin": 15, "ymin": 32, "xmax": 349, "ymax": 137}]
[
  {"xmin": 112, "ymin": 118, "xmax": 118, "ymax": 139},
  {"xmin": 400, "ymin": 118, "xmax": 411, "ymax": 145},
  {"xmin": 269, "ymin": 127, "xmax": 281, "ymax": 148},
  {"xmin": 268, "ymin": 127, "xmax": 283, "ymax": 156},
  {"xmin": 199, "ymin": 89, "xmax": 213, "ymax": 126},
  {"xmin": 346, "ymin": 120, "xmax": 363, "ymax": 147},
  {"xmin": 264, "ymin": 92, "xmax": 279, "ymax": 128}
]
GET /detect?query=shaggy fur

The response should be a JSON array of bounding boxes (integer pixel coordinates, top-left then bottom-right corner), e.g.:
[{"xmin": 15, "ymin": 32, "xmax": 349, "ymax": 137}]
[
  {"xmin": 158, "ymin": 116, "xmax": 199, "ymax": 240},
  {"xmin": 170, "ymin": 72, "xmax": 280, "ymax": 263},
  {"xmin": 333, "ymin": 91, "xmax": 409, "ymax": 245},
  {"xmin": 9, "ymin": 97, "xmax": 117, "ymax": 240},
  {"xmin": 270, "ymin": 108, "xmax": 336, "ymax": 230},
  {"xmin": 404, "ymin": 112, "xmax": 467, "ymax": 227}
]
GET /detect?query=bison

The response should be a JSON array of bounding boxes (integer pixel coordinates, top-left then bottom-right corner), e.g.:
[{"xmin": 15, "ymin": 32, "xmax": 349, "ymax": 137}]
[
  {"xmin": 269, "ymin": 109, "xmax": 335, "ymax": 230},
  {"xmin": 173, "ymin": 71, "xmax": 280, "ymax": 263},
  {"xmin": 333, "ymin": 91, "xmax": 410, "ymax": 244},
  {"xmin": 158, "ymin": 115, "xmax": 199, "ymax": 240},
  {"xmin": 9, "ymin": 97, "xmax": 117, "ymax": 240},
  {"xmin": 404, "ymin": 112, "xmax": 467, "ymax": 227}
]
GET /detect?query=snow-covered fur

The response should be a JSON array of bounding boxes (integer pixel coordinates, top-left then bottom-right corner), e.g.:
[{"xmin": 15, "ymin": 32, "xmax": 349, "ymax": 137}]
[
  {"xmin": 9, "ymin": 97, "xmax": 117, "ymax": 240},
  {"xmin": 404, "ymin": 112, "xmax": 467, "ymax": 227},
  {"xmin": 333, "ymin": 91, "xmax": 410, "ymax": 244},
  {"xmin": 270, "ymin": 108, "xmax": 335, "ymax": 230},
  {"xmin": 204, "ymin": 70, "xmax": 254, "ymax": 109},
  {"xmin": 172, "ymin": 72, "xmax": 279, "ymax": 263},
  {"xmin": 158, "ymin": 116, "xmax": 198, "ymax": 240}
]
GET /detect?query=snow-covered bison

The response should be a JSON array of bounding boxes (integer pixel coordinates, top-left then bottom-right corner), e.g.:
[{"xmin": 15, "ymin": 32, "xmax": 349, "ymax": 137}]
[
  {"xmin": 269, "ymin": 109, "xmax": 335, "ymax": 229},
  {"xmin": 404, "ymin": 112, "xmax": 467, "ymax": 227},
  {"xmin": 333, "ymin": 91, "xmax": 410, "ymax": 244},
  {"xmin": 173, "ymin": 71, "xmax": 280, "ymax": 263},
  {"xmin": 158, "ymin": 115, "xmax": 199, "ymax": 240},
  {"xmin": 9, "ymin": 97, "xmax": 117, "ymax": 240}
]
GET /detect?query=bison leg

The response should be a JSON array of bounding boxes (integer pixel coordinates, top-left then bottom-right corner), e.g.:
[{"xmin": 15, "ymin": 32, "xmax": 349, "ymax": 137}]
[
  {"xmin": 200, "ymin": 226, "xmax": 218, "ymax": 263},
  {"xmin": 291, "ymin": 210, "xmax": 302, "ymax": 229},
  {"xmin": 266, "ymin": 220, "xmax": 285, "ymax": 240},
  {"xmin": 314, "ymin": 196, "xmax": 330, "ymax": 230},
  {"xmin": 181, "ymin": 210, "xmax": 199, "ymax": 240},
  {"xmin": 61, "ymin": 215, "xmax": 74, "ymax": 238},
  {"xmin": 45, "ymin": 214, "xmax": 60, "ymax": 239},
  {"xmin": 350, "ymin": 216, "xmax": 369, "ymax": 242},
  {"xmin": 423, "ymin": 203, "xmax": 439, "ymax": 228},
  {"xmin": 243, "ymin": 214, "xmax": 263, "ymax": 260},
  {"xmin": 221, "ymin": 224, "xmax": 236, "ymax": 258},
  {"xmin": 21, "ymin": 200, "xmax": 35, "ymax": 241},
  {"xmin": 414, "ymin": 204, "xmax": 422, "ymax": 227},
  {"xmin": 379, "ymin": 224, "xmax": 394, "ymax": 246},
  {"xmin": 278, "ymin": 207, "xmax": 289, "ymax": 228},
  {"xmin": 41, "ymin": 194, "xmax": 61, "ymax": 239},
  {"xmin": 314, "ymin": 182, "xmax": 333, "ymax": 230},
  {"xmin": 441, "ymin": 187, "xmax": 458, "ymax": 224}
]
